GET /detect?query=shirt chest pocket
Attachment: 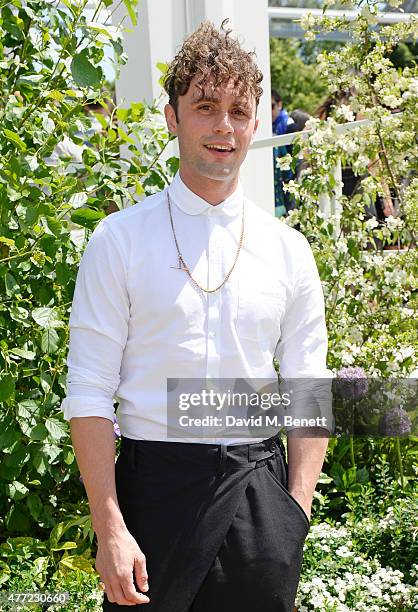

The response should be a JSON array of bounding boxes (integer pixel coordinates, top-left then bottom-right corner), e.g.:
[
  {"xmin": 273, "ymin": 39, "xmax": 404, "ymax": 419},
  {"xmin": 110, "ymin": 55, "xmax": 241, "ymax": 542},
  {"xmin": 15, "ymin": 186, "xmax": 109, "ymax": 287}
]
[{"xmin": 235, "ymin": 286, "xmax": 286, "ymax": 353}]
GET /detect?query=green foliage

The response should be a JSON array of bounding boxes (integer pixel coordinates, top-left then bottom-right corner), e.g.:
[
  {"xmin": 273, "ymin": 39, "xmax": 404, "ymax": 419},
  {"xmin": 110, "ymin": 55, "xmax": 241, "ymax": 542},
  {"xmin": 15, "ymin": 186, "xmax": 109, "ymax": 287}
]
[
  {"xmin": 0, "ymin": 516, "xmax": 102, "ymax": 611},
  {"xmin": 0, "ymin": 0, "xmax": 175, "ymax": 540},
  {"xmin": 270, "ymin": 38, "xmax": 329, "ymax": 114}
]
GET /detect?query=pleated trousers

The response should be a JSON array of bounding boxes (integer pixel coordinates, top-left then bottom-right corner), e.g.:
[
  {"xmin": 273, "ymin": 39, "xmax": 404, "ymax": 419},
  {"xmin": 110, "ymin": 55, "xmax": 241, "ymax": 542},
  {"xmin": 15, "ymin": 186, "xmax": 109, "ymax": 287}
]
[{"xmin": 102, "ymin": 434, "xmax": 310, "ymax": 612}]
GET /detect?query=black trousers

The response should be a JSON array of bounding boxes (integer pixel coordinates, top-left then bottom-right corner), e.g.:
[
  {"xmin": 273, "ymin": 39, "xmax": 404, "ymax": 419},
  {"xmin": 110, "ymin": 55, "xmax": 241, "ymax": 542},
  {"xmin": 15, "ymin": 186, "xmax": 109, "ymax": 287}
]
[{"xmin": 102, "ymin": 435, "xmax": 310, "ymax": 612}]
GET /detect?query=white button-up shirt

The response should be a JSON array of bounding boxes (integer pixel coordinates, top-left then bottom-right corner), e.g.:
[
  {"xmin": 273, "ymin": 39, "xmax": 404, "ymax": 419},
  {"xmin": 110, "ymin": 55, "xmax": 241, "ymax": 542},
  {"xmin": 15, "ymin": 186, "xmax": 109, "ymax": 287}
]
[{"xmin": 61, "ymin": 172, "xmax": 331, "ymax": 443}]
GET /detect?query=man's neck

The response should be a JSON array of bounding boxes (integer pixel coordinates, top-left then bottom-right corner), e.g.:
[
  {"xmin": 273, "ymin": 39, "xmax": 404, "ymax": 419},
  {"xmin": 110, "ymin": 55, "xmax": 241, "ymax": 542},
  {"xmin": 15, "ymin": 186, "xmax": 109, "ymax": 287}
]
[{"xmin": 179, "ymin": 168, "xmax": 239, "ymax": 206}]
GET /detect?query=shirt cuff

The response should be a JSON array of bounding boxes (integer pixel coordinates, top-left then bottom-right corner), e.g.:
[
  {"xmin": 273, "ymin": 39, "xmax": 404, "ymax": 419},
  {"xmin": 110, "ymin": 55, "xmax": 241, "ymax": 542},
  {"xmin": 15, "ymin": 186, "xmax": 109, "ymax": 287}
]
[
  {"xmin": 61, "ymin": 396, "xmax": 115, "ymax": 422},
  {"xmin": 281, "ymin": 377, "xmax": 335, "ymax": 434}
]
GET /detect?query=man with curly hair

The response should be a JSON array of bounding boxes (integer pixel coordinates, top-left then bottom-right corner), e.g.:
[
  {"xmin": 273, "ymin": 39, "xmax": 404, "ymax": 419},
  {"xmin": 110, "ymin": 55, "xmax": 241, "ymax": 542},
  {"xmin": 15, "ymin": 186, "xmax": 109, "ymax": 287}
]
[{"xmin": 63, "ymin": 20, "xmax": 330, "ymax": 612}]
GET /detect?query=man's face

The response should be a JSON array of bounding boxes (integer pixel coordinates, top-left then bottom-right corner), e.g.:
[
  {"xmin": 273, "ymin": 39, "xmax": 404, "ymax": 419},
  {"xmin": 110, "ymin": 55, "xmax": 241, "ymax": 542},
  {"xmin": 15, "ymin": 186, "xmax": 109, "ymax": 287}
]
[
  {"xmin": 165, "ymin": 76, "xmax": 259, "ymax": 185},
  {"xmin": 271, "ymin": 97, "xmax": 282, "ymax": 122}
]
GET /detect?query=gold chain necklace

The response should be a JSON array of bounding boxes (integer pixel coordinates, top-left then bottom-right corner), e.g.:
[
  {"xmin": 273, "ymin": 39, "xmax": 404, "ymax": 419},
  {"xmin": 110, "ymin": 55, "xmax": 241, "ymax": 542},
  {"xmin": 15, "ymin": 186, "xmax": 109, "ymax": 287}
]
[{"xmin": 167, "ymin": 191, "xmax": 245, "ymax": 294}]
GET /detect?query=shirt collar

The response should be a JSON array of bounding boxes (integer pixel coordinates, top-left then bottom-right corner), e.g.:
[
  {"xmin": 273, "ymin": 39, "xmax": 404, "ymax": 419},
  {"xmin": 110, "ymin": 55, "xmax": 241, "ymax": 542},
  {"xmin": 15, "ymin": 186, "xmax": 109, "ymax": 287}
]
[{"xmin": 167, "ymin": 172, "xmax": 243, "ymax": 217}]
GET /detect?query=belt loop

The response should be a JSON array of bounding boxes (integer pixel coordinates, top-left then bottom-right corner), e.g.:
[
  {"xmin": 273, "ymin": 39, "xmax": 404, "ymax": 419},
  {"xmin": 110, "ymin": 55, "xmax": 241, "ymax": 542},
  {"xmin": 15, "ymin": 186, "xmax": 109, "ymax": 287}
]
[{"xmin": 216, "ymin": 444, "xmax": 227, "ymax": 476}]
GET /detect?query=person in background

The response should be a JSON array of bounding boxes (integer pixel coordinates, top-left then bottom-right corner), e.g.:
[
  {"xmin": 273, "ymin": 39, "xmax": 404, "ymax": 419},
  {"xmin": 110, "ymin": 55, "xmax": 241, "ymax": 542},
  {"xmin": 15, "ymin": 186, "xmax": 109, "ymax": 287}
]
[
  {"xmin": 287, "ymin": 109, "xmax": 311, "ymax": 183},
  {"xmin": 271, "ymin": 89, "xmax": 295, "ymax": 217},
  {"xmin": 315, "ymin": 91, "xmax": 395, "ymax": 219},
  {"xmin": 289, "ymin": 109, "xmax": 311, "ymax": 134}
]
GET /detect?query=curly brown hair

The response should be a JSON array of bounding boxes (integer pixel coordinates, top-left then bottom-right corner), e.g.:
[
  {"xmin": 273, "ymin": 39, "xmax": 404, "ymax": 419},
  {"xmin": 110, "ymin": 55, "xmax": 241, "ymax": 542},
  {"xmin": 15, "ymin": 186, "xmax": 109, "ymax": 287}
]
[{"xmin": 164, "ymin": 20, "xmax": 263, "ymax": 120}]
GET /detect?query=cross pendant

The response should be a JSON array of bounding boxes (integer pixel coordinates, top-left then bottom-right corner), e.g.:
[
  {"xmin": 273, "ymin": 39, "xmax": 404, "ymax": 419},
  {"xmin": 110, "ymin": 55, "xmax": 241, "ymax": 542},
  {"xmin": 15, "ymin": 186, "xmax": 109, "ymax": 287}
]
[{"xmin": 170, "ymin": 255, "xmax": 187, "ymax": 271}]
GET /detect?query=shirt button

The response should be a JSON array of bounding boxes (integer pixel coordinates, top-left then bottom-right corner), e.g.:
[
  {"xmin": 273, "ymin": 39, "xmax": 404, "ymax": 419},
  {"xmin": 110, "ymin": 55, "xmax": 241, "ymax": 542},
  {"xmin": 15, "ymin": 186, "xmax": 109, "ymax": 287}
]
[{"xmin": 208, "ymin": 330, "xmax": 216, "ymax": 339}]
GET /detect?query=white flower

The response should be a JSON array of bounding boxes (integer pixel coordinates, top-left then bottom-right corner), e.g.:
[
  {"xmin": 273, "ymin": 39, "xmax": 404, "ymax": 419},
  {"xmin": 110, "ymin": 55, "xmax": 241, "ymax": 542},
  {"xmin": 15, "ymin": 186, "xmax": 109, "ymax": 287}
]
[
  {"xmin": 300, "ymin": 12, "xmax": 316, "ymax": 31},
  {"xmin": 276, "ymin": 154, "xmax": 292, "ymax": 171},
  {"xmin": 382, "ymin": 94, "xmax": 402, "ymax": 109},
  {"xmin": 385, "ymin": 215, "xmax": 404, "ymax": 231},
  {"xmin": 335, "ymin": 545, "xmax": 354, "ymax": 558},
  {"xmin": 402, "ymin": 78, "xmax": 418, "ymax": 100},
  {"xmin": 394, "ymin": 347, "xmax": 415, "ymax": 362},
  {"xmin": 304, "ymin": 31, "xmax": 316, "ymax": 42},
  {"xmin": 335, "ymin": 104, "xmax": 355, "ymax": 122},
  {"xmin": 361, "ymin": 5, "xmax": 378, "ymax": 25},
  {"xmin": 305, "ymin": 117, "xmax": 321, "ymax": 131},
  {"xmin": 365, "ymin": 217, "xmax": 379, "ymax": 230},
  {"xmin": 310, "ymin": 131, "xmax": 325, "ymax": 147}
]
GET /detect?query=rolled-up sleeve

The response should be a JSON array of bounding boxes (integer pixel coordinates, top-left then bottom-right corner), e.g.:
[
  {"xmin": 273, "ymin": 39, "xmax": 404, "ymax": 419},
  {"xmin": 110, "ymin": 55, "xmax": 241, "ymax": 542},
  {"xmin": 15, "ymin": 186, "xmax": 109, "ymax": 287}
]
[
  {"xmin": 275, "ymin": 233, "xmax": 334, "ymax": 433},
  {"xmin": 61, "ymin": 220, "xmax": 130, "ymax": 422}
]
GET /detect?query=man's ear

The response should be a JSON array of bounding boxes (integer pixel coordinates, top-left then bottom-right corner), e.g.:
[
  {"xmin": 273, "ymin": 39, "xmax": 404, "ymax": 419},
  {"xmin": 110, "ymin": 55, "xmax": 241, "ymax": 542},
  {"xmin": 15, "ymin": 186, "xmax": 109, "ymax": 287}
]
[{"xmin": 164, "ymin": 103, "xmax": 178, "ymax": 136}]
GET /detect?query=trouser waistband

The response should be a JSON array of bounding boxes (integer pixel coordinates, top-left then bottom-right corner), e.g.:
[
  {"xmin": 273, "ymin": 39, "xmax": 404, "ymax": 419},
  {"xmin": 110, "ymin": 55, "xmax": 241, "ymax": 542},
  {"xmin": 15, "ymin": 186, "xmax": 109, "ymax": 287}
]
[{"xmin": 119, "ymin": 433, "xmax": 286, "ymax": 477}]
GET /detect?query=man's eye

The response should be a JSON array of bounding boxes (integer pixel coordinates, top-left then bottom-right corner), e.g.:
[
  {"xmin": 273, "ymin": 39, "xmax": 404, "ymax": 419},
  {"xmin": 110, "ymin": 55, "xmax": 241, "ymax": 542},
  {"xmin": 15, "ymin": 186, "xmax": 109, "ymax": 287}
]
[
  {"xmin": 234, "ymin": 109, "xmax": 247, "ymax": 116},
  {"xmin": 198, "ymin": 105, "xmax": 212, "ymax": 111}
]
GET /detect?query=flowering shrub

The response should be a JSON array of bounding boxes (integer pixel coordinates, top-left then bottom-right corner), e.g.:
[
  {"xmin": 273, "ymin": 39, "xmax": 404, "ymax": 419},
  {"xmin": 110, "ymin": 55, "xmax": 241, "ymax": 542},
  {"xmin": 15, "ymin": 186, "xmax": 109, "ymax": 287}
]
[
  {"xmin": 283, "ymin": 0, "xmax": 417, "ymax": 376},
  {"xmin": 0, "ymin": 0, "xmax": 176, "ymax": 538},
  {"xmin": 297, "ymin": 518, "xmax": 418, "ymax": 611}
]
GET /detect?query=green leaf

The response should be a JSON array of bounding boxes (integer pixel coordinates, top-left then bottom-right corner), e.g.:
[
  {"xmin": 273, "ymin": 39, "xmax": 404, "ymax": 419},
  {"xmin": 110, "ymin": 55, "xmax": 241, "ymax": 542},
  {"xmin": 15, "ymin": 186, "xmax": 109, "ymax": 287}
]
[
  {"xmin": 5, "ymin": 504, "xmax": 31, "ymax": 532},
  {"xmin": 0, "ymin": 426, "xmax": 20, "ymax": 451},
  {"xmin": 55, "ymin": 262, "xmax": 70, "ymax": 285},
  {"xmin": 63, "ymin": 449, "xmax": 75, "ymax": 465},
  {"xmin": 0, "ymin": 563, "xmax": 11, "ymax": 585},
  {"xmin": 116, "ymin": 108, "xmax": 129, "ymax": 122},
  {"xmin": 9, "ymin": 347, "xmax": 36, "ymax": 360},
  {"xmin": 32, "ymin": 451, "xmax": 48, "ymax": 476},
  {"xmin": 43, "ymin": 444, "xmax": 62, "ymax": 462},
  {"xmin": 135, "ymin": 180, "xmax": 144, "ymax": 196},
  {"xmin": 49, "ymin": 522, "xmax": 67, "ymax": 548},
  {"xmin": 59, "ymin": 555, "xmax": 95, "ymax": 574},
  {"xmin": 117, "ymin": 127, "xmax": 135, "ymax": 145},
  {"xmin": 47, "ymin": 90, "xmax": 66, "ymax": 103},
  {"xmin": 122, "ymin": 0, "xmax": 138, "ymax": 25},
  {"xmin": 3, "ymin": 129, "xmax": 27, "ymax": 151},
  {"xmin": 69, "ymin": 192, "xmax": 88, "ymax": 209},
  {"xmin": 7, "ymin": 481, "xmax": 29, "ymax": 501},
  {"xmin": 45, "ymin": 216, "xmax": 62, "ymax": 237},
  {"xmin": 10, "ymin": 305, "xmax": 31, "ymax": 327},
  {"xmin": 0, "ymin": 236, "xmax": 15, "ymax": 247},
  {"xmin": 0, "ymin": 374, "xmax": 15, "ymax": 402},
  {"xmin": 45, "ymin": 418, "xmax": 67, "ymax": 441},
  {"xmin": 70, "ymin": 52, "xmax": 101, "ymax": 88},
  {"xmin": 18, "ymin": 399, "xmax": 40, "ymax": 417},
  {"xmin": 33, "ymin": 556, "xmax": 49, "ymax": 575},
  {"xmin": 41, "ymin": 328, "xmax": 60, "ymax": 354},
  {"xmin": 70, "ymin": 208, "xmax": 105, "ymax": 229},
  {"xmin": 156, "ymin": 62, "xmax": 168, "ymax": 75},
  {"xmin": 32, "ymin": 307, "xmax": 65, "ymax": 329},
  {"xmin": 5, "ymin": 272, "xmax": 20, "ymax": 297},
  {"xmin": 51, "ymin": 541, "xmax": 78, "ymax": 551},
  {"xmin": 29, "ymin": 424, "xmax": 49, "ymax": 441}
]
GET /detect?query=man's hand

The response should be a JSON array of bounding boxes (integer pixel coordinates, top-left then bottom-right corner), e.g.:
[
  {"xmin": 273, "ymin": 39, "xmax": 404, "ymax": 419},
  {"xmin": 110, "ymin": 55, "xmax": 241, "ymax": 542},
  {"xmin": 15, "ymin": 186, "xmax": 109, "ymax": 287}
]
[{"xmin": 96, "ymin": 526, "xmax": 150, "ymax": 605}]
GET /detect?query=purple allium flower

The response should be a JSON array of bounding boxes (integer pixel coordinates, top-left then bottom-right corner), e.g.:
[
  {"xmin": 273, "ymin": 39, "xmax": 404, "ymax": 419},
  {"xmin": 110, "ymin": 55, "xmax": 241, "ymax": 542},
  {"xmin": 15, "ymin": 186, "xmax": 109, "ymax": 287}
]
[
  {"xmin": 113, "ymin": 415, "xmax": 121, "ymax": 439},
  {"xmin": 336, "ymin": 366, "xmax": 369, "ymax": 399},
  {"xmin": 378, "ymin": 406, "xmax": 412, "ymax": 436}
]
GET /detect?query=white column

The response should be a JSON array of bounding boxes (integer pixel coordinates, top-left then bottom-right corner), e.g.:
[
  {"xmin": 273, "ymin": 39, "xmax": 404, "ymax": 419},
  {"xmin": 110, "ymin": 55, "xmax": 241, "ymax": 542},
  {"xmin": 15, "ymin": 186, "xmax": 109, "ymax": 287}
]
[{"xmin": 114, "ymin": 0, "xmax": 274, "ymax": 215}]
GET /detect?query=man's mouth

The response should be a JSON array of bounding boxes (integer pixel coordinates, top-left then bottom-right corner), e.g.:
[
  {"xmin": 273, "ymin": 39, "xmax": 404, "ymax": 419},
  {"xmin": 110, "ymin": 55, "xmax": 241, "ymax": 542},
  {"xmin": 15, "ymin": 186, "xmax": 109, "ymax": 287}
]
[{"xmin": 204, "ymin": 144, "xmax": 235, "ymax": 154}]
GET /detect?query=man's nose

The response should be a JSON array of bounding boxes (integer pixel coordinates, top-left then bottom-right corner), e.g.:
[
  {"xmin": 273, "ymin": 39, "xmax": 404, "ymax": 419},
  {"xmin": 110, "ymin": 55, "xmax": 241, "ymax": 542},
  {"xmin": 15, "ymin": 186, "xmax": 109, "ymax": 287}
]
[{"xmin": 213, "ymin": 112, "xmax": 233, "ymax": 133}]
